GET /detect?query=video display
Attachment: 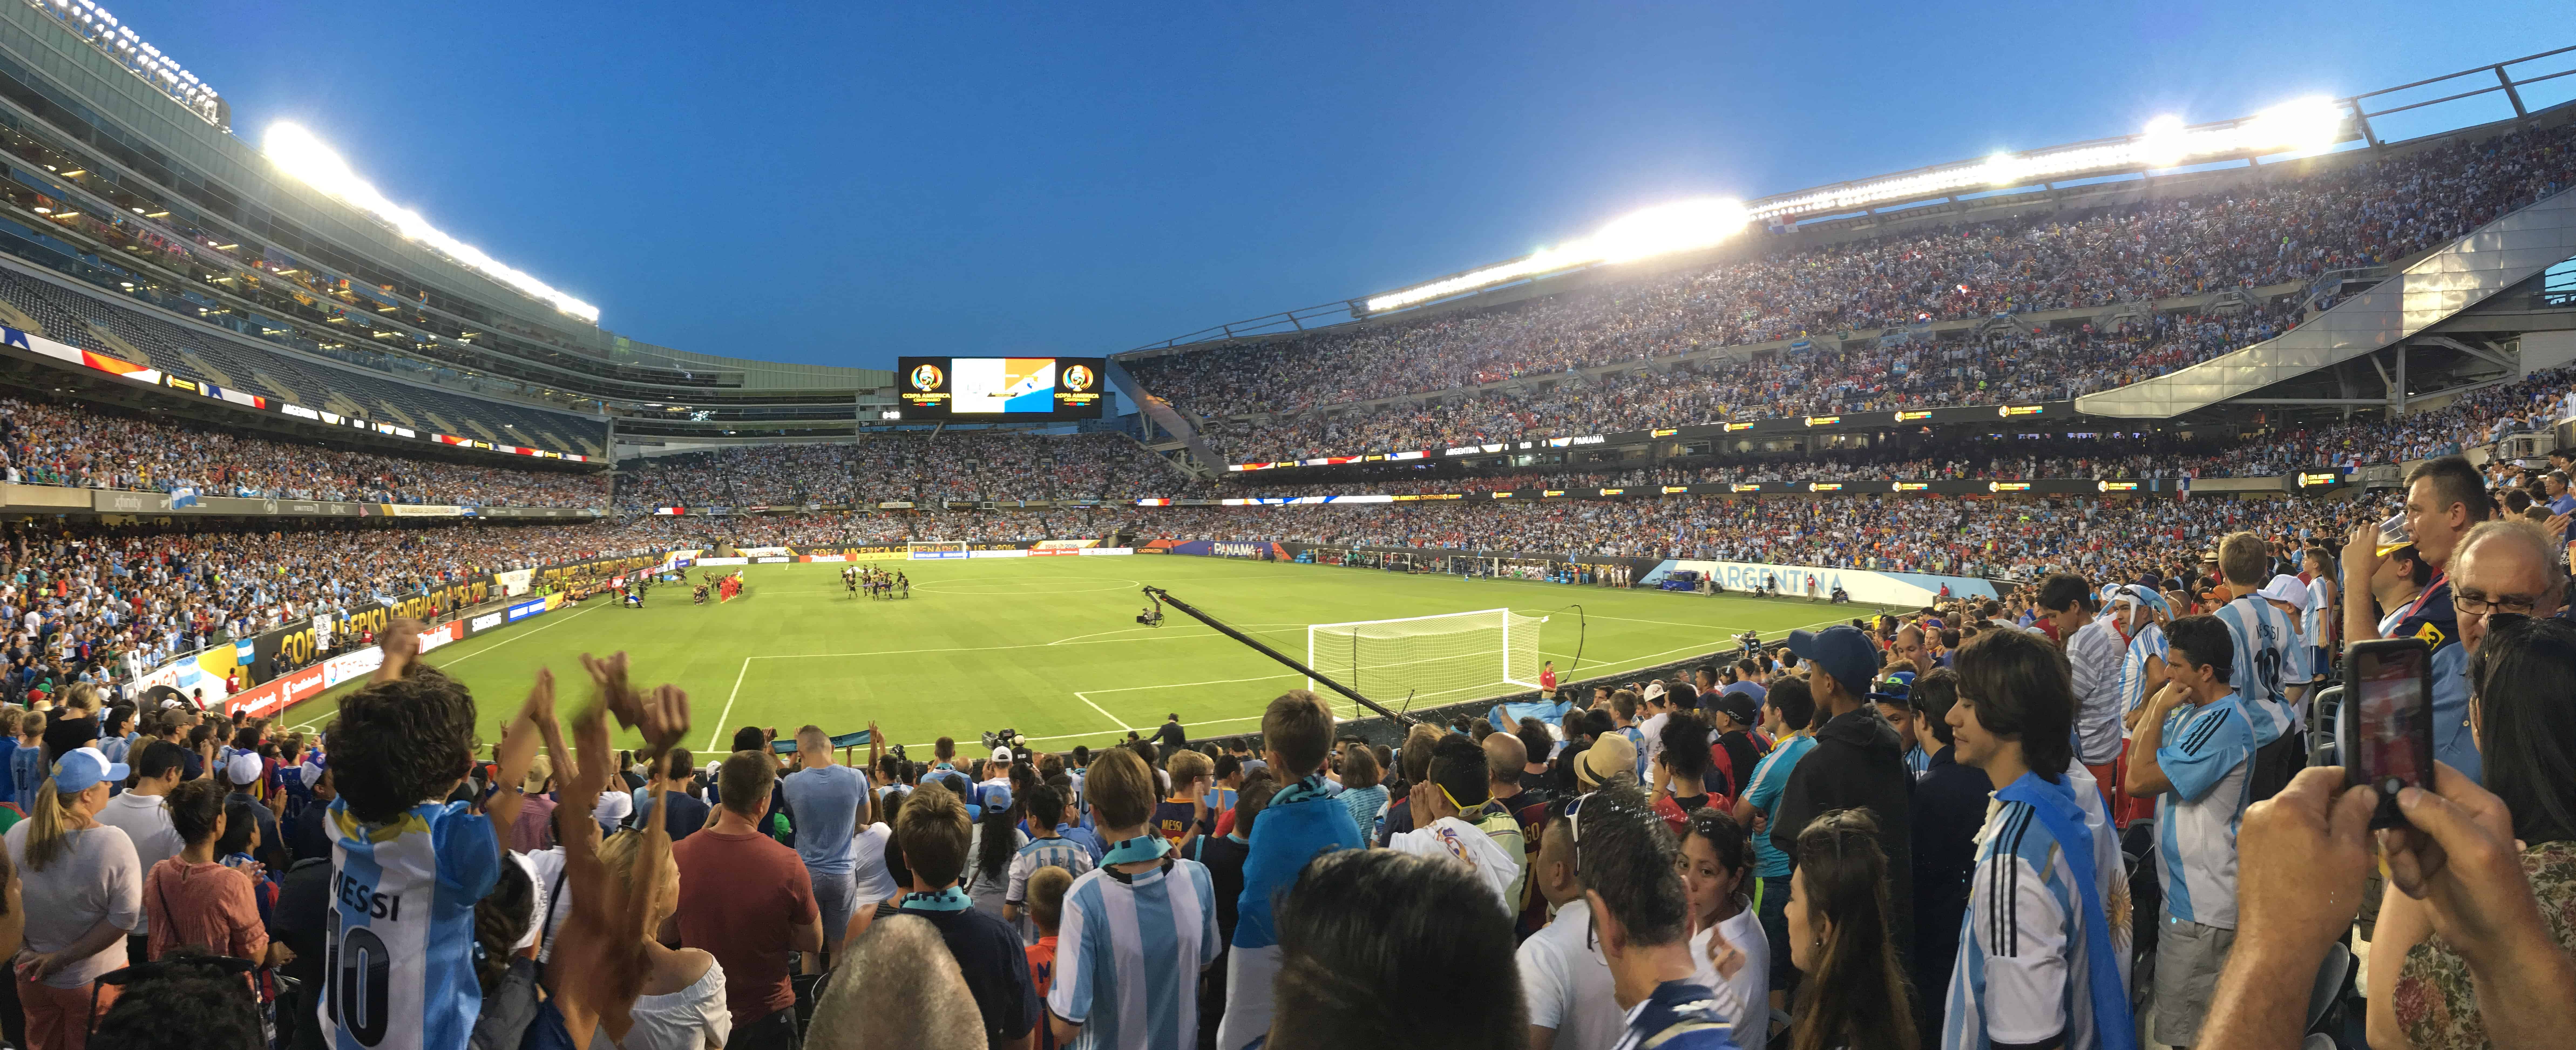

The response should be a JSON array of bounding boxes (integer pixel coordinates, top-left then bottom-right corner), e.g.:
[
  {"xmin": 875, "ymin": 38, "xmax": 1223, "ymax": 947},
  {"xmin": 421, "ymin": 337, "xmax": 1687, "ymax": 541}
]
[{"xmin": 896, "ymin": 356, "xmax": 1106, "ymax": 421}]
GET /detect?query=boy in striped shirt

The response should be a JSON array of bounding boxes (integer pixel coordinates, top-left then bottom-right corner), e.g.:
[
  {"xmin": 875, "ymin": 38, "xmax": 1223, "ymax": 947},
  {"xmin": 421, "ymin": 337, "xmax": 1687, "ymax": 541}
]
[
  {"xmin": 1048, "ymin": 747, "xmax": 1221, "ymax": 1048},
  {"xmin": 1941, "ymin": 629, "xmax": 2134, "ymax": 1050},
  {"xmin": 2124, "ymin": 615, "xmax": 2258, "ymax": 1048}
]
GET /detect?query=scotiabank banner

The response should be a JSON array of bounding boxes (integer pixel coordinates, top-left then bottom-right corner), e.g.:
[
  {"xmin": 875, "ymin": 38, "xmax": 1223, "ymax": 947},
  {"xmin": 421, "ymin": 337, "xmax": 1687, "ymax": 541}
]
[
  {"xmin": 1029, "ymin": 547, "xmax": 1080, "ymax": 556},
  {"xmin": 229, "ymin": 663, "xmax": 327, "ymax": 719}
]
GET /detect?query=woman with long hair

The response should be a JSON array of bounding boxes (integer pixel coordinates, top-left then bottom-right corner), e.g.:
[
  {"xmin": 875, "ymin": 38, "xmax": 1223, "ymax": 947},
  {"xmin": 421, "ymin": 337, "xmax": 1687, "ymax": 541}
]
[
  {"xmin": 1786, "ymin": 809, "xmax": 1918, "ymax": 1050},
  {"xmin": 1681, "ymin": 807, "xmax": 1769, "ymax": 1038},
  {"xmin": 2368, "ymin": 612, "xmax": 2576, "ymax": 1050},
  {"xmin": 963, "ymin": 787, "xmax": 1024, "ymax": 919},
  {"xmin": 593, "ymin": 829, "xmax": 730, "ymax": 1050},
  {"xmin": 6, "ymin": 745, "xmax": 141, "ymax": 1050}
]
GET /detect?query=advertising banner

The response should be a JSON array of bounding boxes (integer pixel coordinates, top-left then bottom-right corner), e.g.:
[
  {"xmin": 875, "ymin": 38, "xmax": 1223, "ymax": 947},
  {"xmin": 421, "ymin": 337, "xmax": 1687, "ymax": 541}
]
[
  {"xmin": 495, "ymin": 569, "xmax": 535, "ymax": 596},
  {"xmin": 738, "ymin": 546, "xmax": 793, "ymax": 558},
  {"xmin": 1033, "ymin": 539, "xmax": 1101, "ymax": 550},
  {"xmin": 1640, "ymin": 559, "xmax": 1998, "ymax": 606},
  {"xmin": 1028, "ymin": 547, "xmax": 1080, "ymax": 556},
  {"xmin": 800, "ymin": 554, "xmax": 848, "ymax": 563},
  {"xmin": 696, "ymin": 557, "xmax": 749, "ymax": 566},
  {"xmin": 1076, "ymin": 547, "xmax": 1134, "ymax": 556},
  {"xmin": 965, "ymin": 549, "xmax": 1029, "ymax": 559},
  {"xmin": 505, "ymin": 599, "xmax": 548, "ymax": 623},
  {"xmin": 753, "ymin": 556, "xmax": 792, "ymax": 564}
]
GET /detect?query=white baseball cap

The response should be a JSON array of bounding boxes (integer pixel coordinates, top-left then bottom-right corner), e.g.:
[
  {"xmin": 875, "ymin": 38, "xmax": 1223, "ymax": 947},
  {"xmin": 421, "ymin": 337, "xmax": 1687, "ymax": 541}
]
[
  {"xmin": 991, "ymin": 746, "xmax": 1014, "ymax": 764},
  {"xmin": 224, "ymin": 751, "xmax": 264, "ymax": 787},
  {"xmin": 2256, "ymin": 574, "xmax": 2311, "ymax": 612}
]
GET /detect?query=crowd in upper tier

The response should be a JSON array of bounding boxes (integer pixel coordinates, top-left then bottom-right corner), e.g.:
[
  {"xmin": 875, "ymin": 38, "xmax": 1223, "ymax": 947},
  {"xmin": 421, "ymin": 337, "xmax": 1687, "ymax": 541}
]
[
  {"xmin": 0, "ymin": 395, "xmax": 607, "ymax": 508},
  {"xmin": 1136, "ymin": 119, "xmax": 2576, "ymax": 461}
]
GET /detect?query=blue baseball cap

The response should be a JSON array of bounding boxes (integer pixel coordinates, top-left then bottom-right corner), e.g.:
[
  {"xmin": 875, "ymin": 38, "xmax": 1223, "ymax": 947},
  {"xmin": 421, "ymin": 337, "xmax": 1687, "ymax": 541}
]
[
  {"xmin": 1788, "ymin": 626, "xmax": 1879, "ymax": 700},
  {"xmin": 50, "ymin": 746, "xmax": 127, "ymax": 794},
  {"xmin": 979, "ymin": 784, "xmax": 1014, "ymax": 814}
]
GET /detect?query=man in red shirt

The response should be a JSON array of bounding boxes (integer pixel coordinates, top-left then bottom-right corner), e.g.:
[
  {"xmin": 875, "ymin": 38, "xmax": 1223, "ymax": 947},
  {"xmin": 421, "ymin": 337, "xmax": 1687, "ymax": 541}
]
[
  {"xmin": 670, "ymin": 751, "xmax": 822, "ymax": 1048},
  {"xmin": 1538, "ymin": 661, "xmax": 1557, "ymax": 693}
]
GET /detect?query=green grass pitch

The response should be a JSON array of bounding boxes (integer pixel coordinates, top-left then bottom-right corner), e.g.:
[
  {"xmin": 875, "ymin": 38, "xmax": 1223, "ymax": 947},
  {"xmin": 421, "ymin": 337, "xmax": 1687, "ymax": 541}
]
[{"xmin": 285, "ymin": 557, "xmax": 1887, "ymax": 755}]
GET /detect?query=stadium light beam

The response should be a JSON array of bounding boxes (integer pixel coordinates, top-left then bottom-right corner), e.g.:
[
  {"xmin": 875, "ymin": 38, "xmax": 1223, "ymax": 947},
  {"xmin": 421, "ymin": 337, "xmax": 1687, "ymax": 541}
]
[
  {"xmin": 1364, "ymin": 197, "xmax": 1746, "ymax": 314},
  {"xmin": 262, "ymin": 122, "xmax": 602, "ymax": 324}
]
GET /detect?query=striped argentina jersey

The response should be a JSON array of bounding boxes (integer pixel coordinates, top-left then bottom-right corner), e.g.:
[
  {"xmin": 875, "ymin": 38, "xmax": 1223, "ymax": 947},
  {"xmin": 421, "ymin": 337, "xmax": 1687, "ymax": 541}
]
[
  {"xmin": 2114, "ymin": 622, "xmax": 2169, "ymax": 736},
  {"xmin": 322, "ymin": 797, "xmax": 501, "ymax": 1050},
  {"xmin": 2209, "ymin": 596, "xmax": 2311, "ymax": 746},
  {"xmin": 1049, "ymin": 858, "xmax": 1222, "ymax": 1049},
  {"xmin": 2155, "ymin": 692, "xmax": 2259, "ymax": 929},
  {"xmin": 1941, "ymin": 785, "xmax": 2128, "ymax": 1050}
]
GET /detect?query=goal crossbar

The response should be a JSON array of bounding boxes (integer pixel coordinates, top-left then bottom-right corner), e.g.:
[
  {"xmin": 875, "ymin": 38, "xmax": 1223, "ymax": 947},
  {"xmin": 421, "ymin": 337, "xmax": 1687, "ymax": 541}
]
[{"xmin": 1304, "ymin": 607, "xmax": 1544, "ymax": 706}]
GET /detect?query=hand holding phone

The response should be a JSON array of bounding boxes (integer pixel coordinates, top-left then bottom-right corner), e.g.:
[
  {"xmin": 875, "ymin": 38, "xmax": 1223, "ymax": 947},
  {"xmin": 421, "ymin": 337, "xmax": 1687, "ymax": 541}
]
[{"xmin": 2342, "ymin": 638, "xmax": 2435, "ymax": 829}]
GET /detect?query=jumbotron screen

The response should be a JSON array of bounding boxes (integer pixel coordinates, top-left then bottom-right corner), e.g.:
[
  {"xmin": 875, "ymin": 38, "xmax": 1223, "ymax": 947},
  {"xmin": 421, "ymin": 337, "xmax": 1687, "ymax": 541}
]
[{"xmin": 896, "ymin": 356, "xmax": 1107, "ymax": 421}]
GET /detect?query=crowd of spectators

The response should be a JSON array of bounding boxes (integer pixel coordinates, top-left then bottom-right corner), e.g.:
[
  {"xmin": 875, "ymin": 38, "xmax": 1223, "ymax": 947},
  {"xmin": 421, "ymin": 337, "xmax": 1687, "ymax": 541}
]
[
  {"xmin": 0, "ymin": 516, "xmax": 695, "ymax": 697},
  {"xmin": 1130, "ymin": 491, "xmax": 2384, "ymax": 579},
  {"xmin": 1205, "ymin": 302, "xmax": 2305, "ymax": 463},
  {"xmin": 1140, "ymin": 119, "xmax": 2576, "ymax": 458},
  {"xmin": 615, "ymin": 432, "xmax": 1202, "ymax": 510},
  {"xmin": 0, "ymin": 448, "xmax": 2562, "ymax": 1050},
  {"xmin": 0, "ymin": 395, "xmax": 607, "ymax": 509}
]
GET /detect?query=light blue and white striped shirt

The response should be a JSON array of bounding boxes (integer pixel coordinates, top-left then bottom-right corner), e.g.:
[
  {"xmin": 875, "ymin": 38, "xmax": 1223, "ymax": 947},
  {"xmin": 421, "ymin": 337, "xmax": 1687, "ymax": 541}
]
[
  {"xmin": 2210, "ymin": 595, "xmax": 2310, "ymax": 746},
  {"xmin": 2114, "ymin": 622, "xmax": 2169, "ymax": 732},
  {"xmin": 1941, "ymin": 786, "xmax": 2124, "ymax": 1050},
  {"xmin": 2155, "ymin": 692, "xmax": 2258, "ymax": 929},
  {"xmin": 1049, "ymin": 858, "xmax": 1221, "ymax": 1049},
  {"xmin": 322, "ymin": 798, "xmax": 500, "ymax": 1050}
]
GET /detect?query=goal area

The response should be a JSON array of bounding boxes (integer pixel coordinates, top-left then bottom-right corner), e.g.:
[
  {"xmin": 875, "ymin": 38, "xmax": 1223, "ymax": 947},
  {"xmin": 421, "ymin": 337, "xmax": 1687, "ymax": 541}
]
[{"xmin": 1306, "ymin": 608, "xmax": 1545, "ymax": 707}]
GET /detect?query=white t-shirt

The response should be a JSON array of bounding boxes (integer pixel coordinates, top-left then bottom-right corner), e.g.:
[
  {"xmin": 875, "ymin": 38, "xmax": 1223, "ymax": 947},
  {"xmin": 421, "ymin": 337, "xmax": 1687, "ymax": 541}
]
[
  {"xmin": 94, "ymin": 791, "xmax": 183, "ymax": 936},
  {"xmin": 1517, "ymin": 901, "xmax": 1623, "ymax": 1050},
  {"xmin": 1689, "ymin": 904, "xmax": 1771, "ymax": 1039},
  {"xmin": 849, "ymin": 823, "xmax": 897, "ymax": 905},
  {"xmin": 1387, "ymin": 815, "xmax": 1520, "ymax": 913},
  {"xmin": 525, "ymin": 847, "xmax": 570, "ymax": 964},
  {"xmin": 623, "ymin": 958, "xmax": 733, "ymax": 1050}
]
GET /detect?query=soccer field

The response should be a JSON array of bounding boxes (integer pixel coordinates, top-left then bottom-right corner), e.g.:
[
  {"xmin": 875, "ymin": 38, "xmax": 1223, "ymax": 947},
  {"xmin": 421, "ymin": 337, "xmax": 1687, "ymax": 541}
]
[{"xmin": 283, "ymin": 556, "xmax": 1884, "ymax": 754}]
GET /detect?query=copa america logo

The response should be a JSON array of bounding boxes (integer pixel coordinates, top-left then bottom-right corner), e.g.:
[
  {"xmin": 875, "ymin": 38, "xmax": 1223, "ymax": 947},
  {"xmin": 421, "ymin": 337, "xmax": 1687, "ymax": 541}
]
[
  {"xmin": 909, "ymin": 363, "xmax": 945, "ymax": 391},
  {"xmin": 1062, "ymin": 364, "xmax": 1096, "ymax": 391}
]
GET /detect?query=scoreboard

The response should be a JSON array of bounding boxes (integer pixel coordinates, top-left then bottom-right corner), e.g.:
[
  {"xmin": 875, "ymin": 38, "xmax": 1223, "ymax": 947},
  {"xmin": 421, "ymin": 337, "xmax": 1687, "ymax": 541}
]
[{"xmin": 896, "ymin": 356, "xmax": 1107, "ymax": 422}]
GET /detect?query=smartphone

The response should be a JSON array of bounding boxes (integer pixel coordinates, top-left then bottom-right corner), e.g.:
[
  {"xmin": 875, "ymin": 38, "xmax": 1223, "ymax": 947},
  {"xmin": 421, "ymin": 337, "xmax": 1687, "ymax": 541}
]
[{"xmin": 2341, "ymin": 638, "xmax": 2434, "ymax": 829}]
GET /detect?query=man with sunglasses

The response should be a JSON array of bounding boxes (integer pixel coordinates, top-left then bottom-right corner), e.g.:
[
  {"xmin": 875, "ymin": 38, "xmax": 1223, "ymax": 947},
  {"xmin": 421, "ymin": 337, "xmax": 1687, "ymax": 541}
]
[{"xmin": 1388, "ymin": 733, "xmax": 1521, "ymax": 913}]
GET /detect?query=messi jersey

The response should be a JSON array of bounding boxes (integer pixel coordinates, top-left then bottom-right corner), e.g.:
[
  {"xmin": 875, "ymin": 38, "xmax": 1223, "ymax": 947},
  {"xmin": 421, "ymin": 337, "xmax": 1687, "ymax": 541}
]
[
  {"xmin": 322, "ymin": 797, "xmax": 501, "ymax": 1050},
  {"xmin": 2210, "ymin": 597, "xmax": 2311, "ymax": 746}
]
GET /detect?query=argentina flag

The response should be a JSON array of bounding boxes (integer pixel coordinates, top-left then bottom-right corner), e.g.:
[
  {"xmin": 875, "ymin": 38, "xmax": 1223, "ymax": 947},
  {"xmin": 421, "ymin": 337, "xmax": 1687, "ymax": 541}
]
[{"xmin": 171, "ymin": 486, "xmax": 199, "ymax": 508}]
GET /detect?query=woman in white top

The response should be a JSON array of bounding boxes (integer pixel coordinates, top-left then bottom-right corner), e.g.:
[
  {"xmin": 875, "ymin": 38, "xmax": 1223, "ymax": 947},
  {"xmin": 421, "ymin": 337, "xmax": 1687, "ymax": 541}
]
[
  {"xmin": 1679, "ymin": 807, "xmax": 1770, "ymax": 1041},
  {"xmin": 6, "ymin": 745, "xmax": 141, "ymax": 1050},
  {"xmin": 593, "ymin": 829, "xmax": 730, "ymax": 1050}
]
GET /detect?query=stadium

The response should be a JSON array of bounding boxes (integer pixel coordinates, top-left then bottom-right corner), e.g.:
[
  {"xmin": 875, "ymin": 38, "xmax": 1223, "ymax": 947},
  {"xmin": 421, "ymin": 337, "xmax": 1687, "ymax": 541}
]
[{"xmin": 0, "ymin": 3, "xmax": 2570, "ymax": 1049}]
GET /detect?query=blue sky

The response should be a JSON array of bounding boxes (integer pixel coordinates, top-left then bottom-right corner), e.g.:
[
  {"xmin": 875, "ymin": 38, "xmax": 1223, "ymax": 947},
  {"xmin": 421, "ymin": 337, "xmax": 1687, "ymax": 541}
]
[{"xmin": 115, "ymin": 1, "xmax": 2574, "ymax": 371}]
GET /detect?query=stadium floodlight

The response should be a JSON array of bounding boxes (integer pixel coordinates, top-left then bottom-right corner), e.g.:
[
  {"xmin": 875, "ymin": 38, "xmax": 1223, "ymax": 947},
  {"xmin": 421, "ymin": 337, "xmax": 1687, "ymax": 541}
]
[
  {"xmin": 262, "ymin": 122, "xmax": 602, "ymax": 324},
  {"xmin": 1747, "ymin": 94, "xmax": 2354, "ymax": 223},
  {"xmin": 1364, "ymin": 197, "xmax": 1746, "ymax": 313}
]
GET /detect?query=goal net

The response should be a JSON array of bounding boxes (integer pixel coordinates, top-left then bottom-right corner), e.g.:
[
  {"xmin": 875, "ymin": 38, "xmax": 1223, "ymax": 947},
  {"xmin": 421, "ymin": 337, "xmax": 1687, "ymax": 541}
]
[{"xmin": 1306, "ymin": 608, "xmax": 1545, "ymax": 707}]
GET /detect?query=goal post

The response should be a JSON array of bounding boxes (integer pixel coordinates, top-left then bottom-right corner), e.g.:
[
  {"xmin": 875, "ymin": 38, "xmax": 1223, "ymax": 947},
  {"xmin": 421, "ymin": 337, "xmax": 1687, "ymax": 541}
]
[{"xmin": 1304, "ymin": 608, "xmax": 1547, "ymax": 707}]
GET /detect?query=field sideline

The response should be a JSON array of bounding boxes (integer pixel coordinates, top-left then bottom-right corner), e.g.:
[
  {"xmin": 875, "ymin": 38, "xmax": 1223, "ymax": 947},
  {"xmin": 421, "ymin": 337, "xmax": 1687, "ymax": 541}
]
[{"xmin": 281, "ymin": 556, "xmax": 1889, "ymax": 753}]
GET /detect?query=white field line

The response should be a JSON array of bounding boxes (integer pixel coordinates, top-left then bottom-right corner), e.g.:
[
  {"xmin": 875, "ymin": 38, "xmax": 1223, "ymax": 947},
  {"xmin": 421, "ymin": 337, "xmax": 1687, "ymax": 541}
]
[{"xmin": 703, "ymin": 657, "xmax": 753, "ymax": 753}]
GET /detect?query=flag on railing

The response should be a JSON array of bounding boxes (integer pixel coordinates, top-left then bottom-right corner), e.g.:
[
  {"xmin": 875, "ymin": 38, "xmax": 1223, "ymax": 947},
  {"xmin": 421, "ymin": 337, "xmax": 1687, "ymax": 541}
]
[{"xmin": 171, "ymin": 486, "xmax": 199, "ymax": 509}]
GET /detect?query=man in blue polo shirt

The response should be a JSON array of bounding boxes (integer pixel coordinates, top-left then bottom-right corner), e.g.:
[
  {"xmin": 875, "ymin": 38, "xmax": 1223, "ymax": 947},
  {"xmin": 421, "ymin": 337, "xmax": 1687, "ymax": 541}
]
[{"xmin": 1215, "ymin": 691, "xmax": 1366, "ymax": 1050}]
